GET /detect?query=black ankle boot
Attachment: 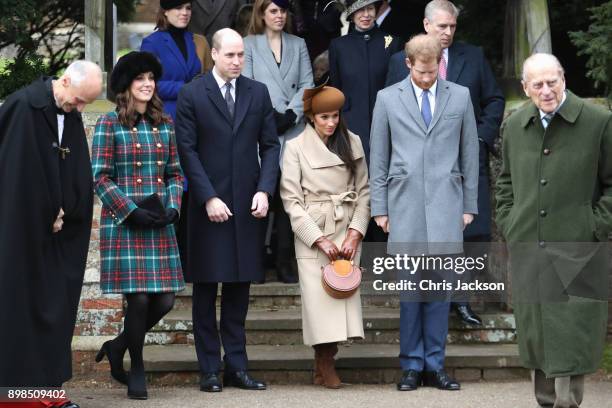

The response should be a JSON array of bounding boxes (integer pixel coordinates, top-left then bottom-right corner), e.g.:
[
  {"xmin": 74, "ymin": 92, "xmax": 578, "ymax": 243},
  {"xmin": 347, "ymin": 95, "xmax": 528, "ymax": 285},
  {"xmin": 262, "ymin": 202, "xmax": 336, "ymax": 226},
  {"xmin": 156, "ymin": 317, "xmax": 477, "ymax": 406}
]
[
  {"xmin": 95, "ymin": 340, "xmax": 128, "ymax": 385},
  {"xmin": 127, "ymin": 369, "xmax": 148, "ymax": 400}
]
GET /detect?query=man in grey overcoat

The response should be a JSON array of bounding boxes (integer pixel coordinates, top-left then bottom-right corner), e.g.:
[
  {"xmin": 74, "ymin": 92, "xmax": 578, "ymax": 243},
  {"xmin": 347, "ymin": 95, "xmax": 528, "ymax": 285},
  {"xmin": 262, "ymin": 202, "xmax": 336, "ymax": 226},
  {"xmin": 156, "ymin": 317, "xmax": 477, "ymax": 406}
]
[{"xmin": 369, "ymin": 34, "xmax": 478, "ymax": 391}]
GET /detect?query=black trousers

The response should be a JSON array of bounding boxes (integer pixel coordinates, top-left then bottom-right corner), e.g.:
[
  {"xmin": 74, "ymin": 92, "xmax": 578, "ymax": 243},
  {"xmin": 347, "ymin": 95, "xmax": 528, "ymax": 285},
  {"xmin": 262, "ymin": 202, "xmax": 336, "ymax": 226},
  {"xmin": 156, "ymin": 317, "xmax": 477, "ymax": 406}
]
[{"xmin": 192, "ymin": 282, "xmax": 251, "ymax": 374}]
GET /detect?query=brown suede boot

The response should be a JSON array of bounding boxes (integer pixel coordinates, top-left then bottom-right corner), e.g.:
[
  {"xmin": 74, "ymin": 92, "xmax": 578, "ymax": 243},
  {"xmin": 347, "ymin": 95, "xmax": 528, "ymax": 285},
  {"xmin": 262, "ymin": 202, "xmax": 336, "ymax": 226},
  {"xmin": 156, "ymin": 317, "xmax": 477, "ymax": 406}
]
[
  {"xmin": 318, "ymin": 342, "xmax": 341, "ymax": 389},
  {"xmin": 312, "ymin": 345, "xmax": 324, "ymax": 385}
]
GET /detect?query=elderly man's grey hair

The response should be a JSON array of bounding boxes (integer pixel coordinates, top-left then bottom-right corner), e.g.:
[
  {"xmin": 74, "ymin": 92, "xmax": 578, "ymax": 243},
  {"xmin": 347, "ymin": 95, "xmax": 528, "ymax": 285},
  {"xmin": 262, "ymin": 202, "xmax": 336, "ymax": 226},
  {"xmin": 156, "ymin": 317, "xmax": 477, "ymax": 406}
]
[
  {"xmin": 521, "ymin": 53, "xmax": 565, "ymax": 82},
  {"xmin": 63, "ymin": 60, "xmax": 102, "ymax": 87},
  {"xmin": 424, "ymin": 0, "xmax": 460, "ymax": 20}
]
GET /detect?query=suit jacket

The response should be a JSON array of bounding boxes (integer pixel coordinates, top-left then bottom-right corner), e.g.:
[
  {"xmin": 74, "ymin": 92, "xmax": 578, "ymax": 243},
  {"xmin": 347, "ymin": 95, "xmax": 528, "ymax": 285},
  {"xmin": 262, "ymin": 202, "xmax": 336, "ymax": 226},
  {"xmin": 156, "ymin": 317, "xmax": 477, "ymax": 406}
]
[
  {"xmin": 243, "ymin": 32, "xmax": 314, "ymax": 157},
  {"xmin": 329, "ymin": 26, "xmax": 403, "ymax": 160},
  {"xmin": 385, "ymin": 42, "xmax": 505, "ymax": 237},
  {"xmin": 369, "ymin": 78, "xmax": 479, "ymax": 253},
  {"xmin": 175, "ymin": 72, "xmax": 280, "ymax": 282},
  {"xmin": 141, "ymin": 30, "xmax": 203, "ymax": 120},
  {"xmin": 189, "ymin": 0, "xmax": 246, "ymax": 43}
]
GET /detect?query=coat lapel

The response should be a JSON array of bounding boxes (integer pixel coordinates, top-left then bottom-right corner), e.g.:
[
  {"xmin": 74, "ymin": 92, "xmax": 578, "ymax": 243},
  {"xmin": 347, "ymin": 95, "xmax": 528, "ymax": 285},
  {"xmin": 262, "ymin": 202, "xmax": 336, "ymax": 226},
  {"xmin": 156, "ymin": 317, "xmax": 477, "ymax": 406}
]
[
  {"xmin": 428, "ymin": 80, "xmax": 451, "ymax": 132},
  {"xmin": 398, "ymin": 78, "xmax": 428, "ymax": 134},
  {"xmin": 204, "ymin": 73, "xmax": 232, "ymax": 125},
  {"xmin": 447, "ymin": 43, "xmax": 465, "ymax": 83},
  {"xmin": 299, "ymin": 125, "xmax": 345, "ymax": 169},
  {"xmin": 255, "ymin": 34, "xmax": 289, "ymax": 99},
  {"xmin": 278, "ymin": 32, "xmax": 295, "ymax": 83},
  {"xmin": 233, "ymin": 76, "xmax": 252, "ymax": 132},
  {"xmin": 162, "ymin": 32, "xmax": 189, "ymax": 77}
]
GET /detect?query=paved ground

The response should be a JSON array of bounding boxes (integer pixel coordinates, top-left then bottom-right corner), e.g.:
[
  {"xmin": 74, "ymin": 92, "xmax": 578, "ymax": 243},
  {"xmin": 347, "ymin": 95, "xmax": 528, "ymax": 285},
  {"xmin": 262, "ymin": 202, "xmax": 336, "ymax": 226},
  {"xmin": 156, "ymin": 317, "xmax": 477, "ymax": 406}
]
[{"xmin": 67, "ymin": 380, "xmax": 612, "ymax": 408}]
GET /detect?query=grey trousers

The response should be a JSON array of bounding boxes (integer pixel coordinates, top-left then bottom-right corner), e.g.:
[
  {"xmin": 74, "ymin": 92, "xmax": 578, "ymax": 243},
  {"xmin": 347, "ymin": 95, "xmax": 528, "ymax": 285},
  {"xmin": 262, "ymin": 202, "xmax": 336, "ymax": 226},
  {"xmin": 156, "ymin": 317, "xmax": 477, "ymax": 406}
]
[{"xmin": 532, "ymin": 369, "xmax": 585, "ymax": 408}]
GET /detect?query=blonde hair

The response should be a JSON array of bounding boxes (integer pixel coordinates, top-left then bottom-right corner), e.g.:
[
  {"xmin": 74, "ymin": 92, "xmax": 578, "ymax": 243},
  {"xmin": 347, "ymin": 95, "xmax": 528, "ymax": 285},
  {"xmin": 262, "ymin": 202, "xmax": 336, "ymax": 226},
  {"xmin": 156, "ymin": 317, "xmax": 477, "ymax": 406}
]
[{"xmin": 405, "ymin": 34, "xmax": 442, "ymax": 64}]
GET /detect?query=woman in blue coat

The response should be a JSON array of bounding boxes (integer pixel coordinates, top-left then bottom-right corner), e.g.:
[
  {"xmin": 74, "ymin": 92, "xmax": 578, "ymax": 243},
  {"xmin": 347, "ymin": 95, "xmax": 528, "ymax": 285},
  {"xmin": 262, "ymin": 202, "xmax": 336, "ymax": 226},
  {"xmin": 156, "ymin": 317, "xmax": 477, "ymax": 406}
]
[
  {"xmin": 243, "ymin": 0, "xmax": 314, "ymax": 283},
  {"xmin": 140, "ymin": 0, "xmax": 213, "ymax": 120}
]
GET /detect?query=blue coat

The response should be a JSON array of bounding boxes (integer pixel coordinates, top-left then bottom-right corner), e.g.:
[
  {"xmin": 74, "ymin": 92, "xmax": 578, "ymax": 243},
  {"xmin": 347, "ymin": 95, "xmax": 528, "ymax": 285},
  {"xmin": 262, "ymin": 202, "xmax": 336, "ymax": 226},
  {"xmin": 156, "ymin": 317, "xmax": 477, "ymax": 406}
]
[
  {"xmin": 175, "ymin": 73, "xmax": 280, "ymax": 282},
  {"xmin": 329, "ymin": 26, "xmax": 402, "ymax": 160},
  {"xmin": 386, "ymin": 42, "xmax": 505, "ymax": 238},
  {"xmin": 141, "ymin": 30, "xmax": 202, "ymax": 121}
]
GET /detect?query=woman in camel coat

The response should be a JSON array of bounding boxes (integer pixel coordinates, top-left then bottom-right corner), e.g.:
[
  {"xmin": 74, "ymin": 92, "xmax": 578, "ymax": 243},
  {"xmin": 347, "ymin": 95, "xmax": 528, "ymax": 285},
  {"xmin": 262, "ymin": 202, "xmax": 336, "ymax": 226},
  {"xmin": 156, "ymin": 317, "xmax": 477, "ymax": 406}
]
[{"xmin": 280, "ymin": 85, "xmax": 370, "ymax": 388}]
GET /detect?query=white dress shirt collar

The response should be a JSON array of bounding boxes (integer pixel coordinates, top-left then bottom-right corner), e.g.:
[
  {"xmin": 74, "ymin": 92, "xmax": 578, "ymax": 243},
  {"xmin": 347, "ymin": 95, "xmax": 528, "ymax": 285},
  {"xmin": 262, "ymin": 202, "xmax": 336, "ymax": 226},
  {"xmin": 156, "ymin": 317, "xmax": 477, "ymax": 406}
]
[
  {"xmin": 410, "ymin": 78, "xmax": 438, "ymax": 114},
  {"xmin": 212, "ymin": 67, "xmax": 237, "ymax": 100}
]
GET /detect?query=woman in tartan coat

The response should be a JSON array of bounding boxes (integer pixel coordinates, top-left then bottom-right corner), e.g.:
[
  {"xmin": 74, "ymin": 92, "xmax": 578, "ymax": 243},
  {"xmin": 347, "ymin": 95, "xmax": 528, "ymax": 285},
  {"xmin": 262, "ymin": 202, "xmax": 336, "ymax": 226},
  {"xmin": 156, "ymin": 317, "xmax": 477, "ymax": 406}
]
[{"xmin": 91, "ymin": 51, "xmax": 184, "ymax": 400}]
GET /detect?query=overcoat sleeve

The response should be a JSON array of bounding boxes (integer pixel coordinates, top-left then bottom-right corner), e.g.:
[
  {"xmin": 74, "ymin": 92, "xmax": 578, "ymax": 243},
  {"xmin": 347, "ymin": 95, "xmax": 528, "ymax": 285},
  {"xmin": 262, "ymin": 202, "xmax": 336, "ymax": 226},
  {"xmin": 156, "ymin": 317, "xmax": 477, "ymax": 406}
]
[
  {"xmin": 164, "ymin": 122, "xmax": 184, "ymax": 212},
  {"xmin": 593, "ymin": 115, "xmax": 612, "ymax": 241},
  {"xmin": 280, "ymin": 141, "xmax": 324, "ymax": 247},
  {"xmin": 368, "ymin": 90, "xmax": 391, "ymax": 217},
  {"xmin": 494, "ymin": 120, "xmax": 514, "ymax": 236},
  {"xmin": 286, "ymin": 38, "xmax": 314, "ymax": 124},
  {"xmin": 256, "ymin": 85, "xmax": 281, "ymax": 196},
  {"xmin": 474, "ymin": 47, "xmax": 505, "ymax": 150},
  {"xmin": 140, "ymin": 36, "xmax": 184, "ymax": 101},
  {"xmin": 175, "ymin": 85, "xmax": 218, "ymax": 206},
  {"xmin": 460, "ymin": 87, "xmax": 479, "ymax": 215},
  {"xmin": 348, "ymin": 139, "xmax": 371, "ymax": 236},
  {"xmin": 328, "ymin": 39, "xmax": 341, "ymax": 90},
  {"xmin": 92, "ymin": 115, "xmax": 138, "ymax": 224}
]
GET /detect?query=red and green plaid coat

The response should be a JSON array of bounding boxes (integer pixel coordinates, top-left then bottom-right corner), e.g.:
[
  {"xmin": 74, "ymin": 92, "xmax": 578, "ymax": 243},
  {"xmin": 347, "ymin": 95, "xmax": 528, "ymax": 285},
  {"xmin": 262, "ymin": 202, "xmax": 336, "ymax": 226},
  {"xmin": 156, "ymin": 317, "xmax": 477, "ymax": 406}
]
[{"xmin": 92, "ymin": 111, "xmax": 185, "ymax": 293}]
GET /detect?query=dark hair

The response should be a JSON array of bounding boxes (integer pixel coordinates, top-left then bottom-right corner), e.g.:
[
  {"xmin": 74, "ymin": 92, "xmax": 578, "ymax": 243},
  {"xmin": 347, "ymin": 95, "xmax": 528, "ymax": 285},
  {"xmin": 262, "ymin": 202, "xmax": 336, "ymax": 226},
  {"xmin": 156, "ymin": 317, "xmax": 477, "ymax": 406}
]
[
  {"xmin": 155, "ymin": 8, "xmax": 169, "ymax": 30},
  {"xmin": 115, "ymin": 85, "xmax": 168, "ymax": 128},
  {"xmin": 308, "ymin": 114, "xmax": 357, "ymax": 178},
  {"xmin": 248, "ymin": 0, "xmax": 293, "ymax": 35}
]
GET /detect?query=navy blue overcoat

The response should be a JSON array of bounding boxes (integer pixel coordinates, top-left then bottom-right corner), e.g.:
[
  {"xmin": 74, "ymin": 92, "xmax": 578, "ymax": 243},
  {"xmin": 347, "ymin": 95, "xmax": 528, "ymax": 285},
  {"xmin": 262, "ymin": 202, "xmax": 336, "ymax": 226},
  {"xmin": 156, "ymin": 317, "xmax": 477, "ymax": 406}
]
[{"xmin": 175, "ymin": 73, "xmax": 280, "ymax": 282}]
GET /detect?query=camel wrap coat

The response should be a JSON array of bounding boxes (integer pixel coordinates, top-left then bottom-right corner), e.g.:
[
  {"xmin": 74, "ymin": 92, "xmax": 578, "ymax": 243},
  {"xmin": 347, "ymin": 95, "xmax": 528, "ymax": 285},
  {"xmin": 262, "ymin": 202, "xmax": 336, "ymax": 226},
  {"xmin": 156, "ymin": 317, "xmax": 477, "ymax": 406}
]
[{"xmin": 281, "ymin": 124, "xmax": 371, "ymax": 345}]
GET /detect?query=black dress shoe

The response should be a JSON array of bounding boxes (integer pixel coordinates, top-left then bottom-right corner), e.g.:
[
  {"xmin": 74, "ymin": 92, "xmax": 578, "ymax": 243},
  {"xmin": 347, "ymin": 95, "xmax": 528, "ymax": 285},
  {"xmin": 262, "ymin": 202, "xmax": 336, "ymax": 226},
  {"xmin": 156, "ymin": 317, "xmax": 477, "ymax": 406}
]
[
  {"xmin": 396, "ymin": 370, "xmax": 422, "ymax": 391},
  {"xmin": 59, "ymin": 402, "xmax": 80, "ymax": 408},
  {"xmin": 95, "ymin": 340, "xmax": 128, "ymax": 385},
  {"xmin": 423, "ymin": 370, "xmax": 461, "ymax": 390},
  {"xmin": 200, "ymin": 373, "xmax": 222, "ymax": 392},
  {"xmin": 127, "ymin": 369, "xmax": 148, "ymax": 400},
  {"xmin": 452, "ymin": 303, "xmax": 482, "ymax": 326},
  {"xmin": 223, "ymin": 371, "xmax": 267, "ymax": 390}
]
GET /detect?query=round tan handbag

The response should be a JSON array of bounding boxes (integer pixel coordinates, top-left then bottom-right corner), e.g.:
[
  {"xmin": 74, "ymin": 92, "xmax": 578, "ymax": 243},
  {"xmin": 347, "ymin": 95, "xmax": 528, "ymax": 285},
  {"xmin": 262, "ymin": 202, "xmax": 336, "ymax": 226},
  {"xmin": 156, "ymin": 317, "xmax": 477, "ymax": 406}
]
[{"xmin": 321, "ymin": 259, "xmax": 362, "ymax": 299}]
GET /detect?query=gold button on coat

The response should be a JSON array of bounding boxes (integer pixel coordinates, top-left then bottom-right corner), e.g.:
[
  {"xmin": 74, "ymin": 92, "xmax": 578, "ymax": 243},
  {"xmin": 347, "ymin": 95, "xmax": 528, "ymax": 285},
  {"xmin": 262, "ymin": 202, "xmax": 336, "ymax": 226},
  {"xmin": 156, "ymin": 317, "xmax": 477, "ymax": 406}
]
[
  {"xmin": 136, "ymin": 178, "xmax": 142, "ymax": 184},
  {"xmin": 136, "ymin": 162, "xmax": 142, "ymax": 167},
  {"xmin": 136, "ymin": 143, "xmax": 141, "ymax": 148}
]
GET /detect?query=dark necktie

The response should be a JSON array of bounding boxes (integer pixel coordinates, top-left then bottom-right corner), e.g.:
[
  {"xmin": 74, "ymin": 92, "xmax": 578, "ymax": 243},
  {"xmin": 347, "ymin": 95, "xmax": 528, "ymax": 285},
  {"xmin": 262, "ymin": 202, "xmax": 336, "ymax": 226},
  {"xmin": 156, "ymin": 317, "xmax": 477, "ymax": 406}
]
[
  {"xmin": 421, "ymin": 89, "xmax": 432, "ymax": 128},
  {"xmin": 225, "ymin": 82, "xmax": 235, "ymax": 118}
]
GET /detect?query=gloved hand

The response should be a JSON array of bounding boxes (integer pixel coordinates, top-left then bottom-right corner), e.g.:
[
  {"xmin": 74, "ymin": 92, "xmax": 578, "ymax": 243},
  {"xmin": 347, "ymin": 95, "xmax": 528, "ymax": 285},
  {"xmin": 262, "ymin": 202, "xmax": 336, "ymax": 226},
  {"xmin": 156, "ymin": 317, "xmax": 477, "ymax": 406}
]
[
  {"xmin": 340, "ymin": 228, "xmax": 363, "ymax": 261},
  {"xmin": 125, "ymin": 208, "xmax": 162, "ymax": 228},
  {"xmin": 152, "ymin": 208, "xmax": 179, "ymax": 228},
  {"xmin": 274, "ymin": 109, "xmax": 297, "ymax": 134}
]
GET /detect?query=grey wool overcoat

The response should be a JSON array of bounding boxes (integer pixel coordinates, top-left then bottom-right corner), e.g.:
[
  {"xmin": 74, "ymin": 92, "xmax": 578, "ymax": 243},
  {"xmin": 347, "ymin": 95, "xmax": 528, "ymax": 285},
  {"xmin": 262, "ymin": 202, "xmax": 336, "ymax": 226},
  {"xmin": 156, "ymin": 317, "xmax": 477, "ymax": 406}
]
[{"xmin": 369, "ymin": 78, "xmax": 479, "ymax": 253}]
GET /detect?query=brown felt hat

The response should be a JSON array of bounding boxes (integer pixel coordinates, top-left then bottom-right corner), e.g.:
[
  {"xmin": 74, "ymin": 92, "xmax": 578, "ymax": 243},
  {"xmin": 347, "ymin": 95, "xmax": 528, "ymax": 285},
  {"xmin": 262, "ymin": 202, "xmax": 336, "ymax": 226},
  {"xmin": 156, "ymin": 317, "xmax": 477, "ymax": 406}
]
[{"xmin": 303, "ymin": 84, "xmax": 345, "ymax": 115}]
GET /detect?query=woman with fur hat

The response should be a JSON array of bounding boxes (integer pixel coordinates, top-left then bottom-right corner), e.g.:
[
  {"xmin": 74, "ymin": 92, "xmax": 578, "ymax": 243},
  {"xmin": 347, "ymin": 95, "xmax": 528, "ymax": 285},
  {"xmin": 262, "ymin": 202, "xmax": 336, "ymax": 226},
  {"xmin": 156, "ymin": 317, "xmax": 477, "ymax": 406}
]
[
  {"xmin": 280, "ymin": 85, "xmax": 370, "ymax": 388},
  {"xmin": 92, "ymin": 51, "xmax": 184, "ymax": 400},
  {"xmin": 243, "ymin": 0, "xmax": 314, "ymax": 283}
]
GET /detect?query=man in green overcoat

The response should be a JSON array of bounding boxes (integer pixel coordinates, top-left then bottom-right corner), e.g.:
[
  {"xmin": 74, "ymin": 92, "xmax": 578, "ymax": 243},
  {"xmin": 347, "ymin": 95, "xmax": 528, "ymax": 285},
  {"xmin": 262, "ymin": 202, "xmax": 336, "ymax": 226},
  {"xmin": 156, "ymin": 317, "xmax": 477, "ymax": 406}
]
[{"xmin": 496, "ymin": 53, "xmax": 612, "ymax": 408}]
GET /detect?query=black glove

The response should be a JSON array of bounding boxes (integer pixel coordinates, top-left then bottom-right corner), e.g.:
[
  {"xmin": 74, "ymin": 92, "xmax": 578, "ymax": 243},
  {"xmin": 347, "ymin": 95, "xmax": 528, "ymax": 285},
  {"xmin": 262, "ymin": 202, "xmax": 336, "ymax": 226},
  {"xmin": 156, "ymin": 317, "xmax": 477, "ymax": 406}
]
[
  {"xmin": 125, "ymin": 208, "xmax": 162, "ymax": 228},
  {"xmin": 152, "ymin": 208, "xmax": 180, "ymax": 228},
  {"xmin": 274, "ymin": 109, "xmax": 296, "ymax": 134}
]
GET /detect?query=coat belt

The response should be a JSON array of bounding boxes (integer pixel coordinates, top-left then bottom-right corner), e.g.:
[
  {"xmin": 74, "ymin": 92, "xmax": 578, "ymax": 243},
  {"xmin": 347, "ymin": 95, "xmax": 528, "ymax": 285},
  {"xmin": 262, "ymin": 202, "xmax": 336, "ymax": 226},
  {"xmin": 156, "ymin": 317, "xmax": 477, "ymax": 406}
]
[{"xmin": 305, "ymin": 191, "xmax": 358, "ymax": 235}]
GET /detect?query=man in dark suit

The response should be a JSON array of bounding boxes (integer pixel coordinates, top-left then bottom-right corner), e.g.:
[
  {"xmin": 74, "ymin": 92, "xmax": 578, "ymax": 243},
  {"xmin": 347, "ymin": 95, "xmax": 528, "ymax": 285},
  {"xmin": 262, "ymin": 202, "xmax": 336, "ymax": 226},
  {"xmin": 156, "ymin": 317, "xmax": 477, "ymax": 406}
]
[
  {"xmin": 386, "ymin": 0, "xmax": 505, "ymax": 325},
  {"xmin": 175, "ymin": 28, "xmax": 280, "ymax": 392},
  {"xmin": 189, "ymin": 0, "xmax": 247, "ymax": 44}
]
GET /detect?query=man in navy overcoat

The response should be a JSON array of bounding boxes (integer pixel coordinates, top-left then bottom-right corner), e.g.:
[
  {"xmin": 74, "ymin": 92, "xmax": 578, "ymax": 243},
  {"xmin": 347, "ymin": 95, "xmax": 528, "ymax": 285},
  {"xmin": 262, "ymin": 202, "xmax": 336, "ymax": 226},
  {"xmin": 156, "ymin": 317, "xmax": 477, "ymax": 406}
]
[
  {"xmin": 385, "ymin": 0, "xmax": 505, "ymax": 325},
  {"xmin": 175, "ymin": 28, "xmax": 280, "ymax": 392}
]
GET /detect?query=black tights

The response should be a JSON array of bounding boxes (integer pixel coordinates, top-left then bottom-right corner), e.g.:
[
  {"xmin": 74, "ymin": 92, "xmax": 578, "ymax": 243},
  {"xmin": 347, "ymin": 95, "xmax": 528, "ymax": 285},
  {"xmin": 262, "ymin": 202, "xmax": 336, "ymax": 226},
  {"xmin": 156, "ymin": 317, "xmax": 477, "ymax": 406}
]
[{"xmin": 114, "ymin": 292, "xmax": 175, "ymax": 372}]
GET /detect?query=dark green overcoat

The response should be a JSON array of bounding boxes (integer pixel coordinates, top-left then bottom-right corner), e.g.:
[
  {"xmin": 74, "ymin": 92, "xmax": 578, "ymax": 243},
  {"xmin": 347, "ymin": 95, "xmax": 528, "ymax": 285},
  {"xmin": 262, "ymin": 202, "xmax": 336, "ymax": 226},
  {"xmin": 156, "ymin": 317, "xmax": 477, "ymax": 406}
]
[{"xmin": 495, "ymin": 91, "xmax": 612, "ymax": 377}]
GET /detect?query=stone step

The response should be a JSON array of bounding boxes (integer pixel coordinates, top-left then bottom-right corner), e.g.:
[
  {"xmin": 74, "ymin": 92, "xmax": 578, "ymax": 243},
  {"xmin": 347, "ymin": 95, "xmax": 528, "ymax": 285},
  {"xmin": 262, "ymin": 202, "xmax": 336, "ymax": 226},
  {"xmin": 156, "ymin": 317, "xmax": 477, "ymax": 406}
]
[
  {"xmin": 127, "ymin": 343, "xmax": 526, "ymax": 384},
  {"xmin": 146, "ymin": 308, "xmax": 516, "ymax": 346},
  {"xmin": 173, "ymin": 282, "xmax": 474, "ymax": 310}
]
